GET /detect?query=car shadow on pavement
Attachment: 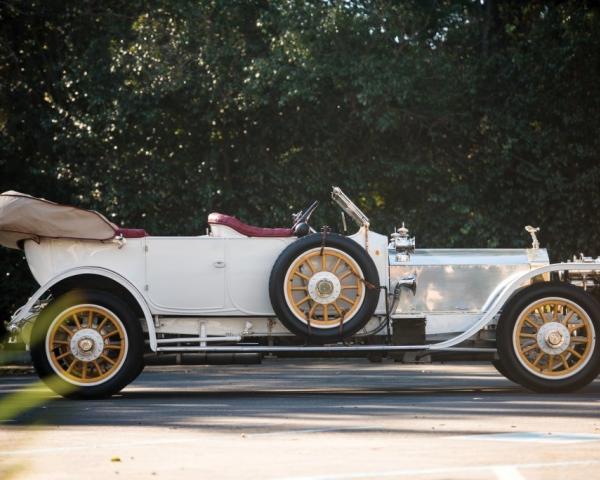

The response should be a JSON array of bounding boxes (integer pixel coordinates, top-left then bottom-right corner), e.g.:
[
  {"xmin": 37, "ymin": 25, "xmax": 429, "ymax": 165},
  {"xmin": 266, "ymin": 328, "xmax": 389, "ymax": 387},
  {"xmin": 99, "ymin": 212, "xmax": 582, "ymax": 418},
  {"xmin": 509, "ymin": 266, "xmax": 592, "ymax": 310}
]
[{"xmin": 2, "ymin": 362, "xmax": 600, "ymax": 430}]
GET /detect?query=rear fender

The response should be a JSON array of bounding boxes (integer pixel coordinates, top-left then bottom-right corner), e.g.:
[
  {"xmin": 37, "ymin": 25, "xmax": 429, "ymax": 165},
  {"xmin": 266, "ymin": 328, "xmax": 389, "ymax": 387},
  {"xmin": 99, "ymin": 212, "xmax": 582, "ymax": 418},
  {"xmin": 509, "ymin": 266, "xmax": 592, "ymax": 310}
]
[{"xmin": 8, "ymin": 267, "xmax": 157, "ymax": 350}]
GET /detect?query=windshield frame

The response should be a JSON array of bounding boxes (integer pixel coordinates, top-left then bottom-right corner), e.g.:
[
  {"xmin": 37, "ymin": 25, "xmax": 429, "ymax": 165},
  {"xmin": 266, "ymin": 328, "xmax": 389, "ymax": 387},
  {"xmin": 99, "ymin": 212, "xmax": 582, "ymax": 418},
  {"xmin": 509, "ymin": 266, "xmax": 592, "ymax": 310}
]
[{"xmin": 331, "ymin": 187, "xmax": 370, "ymax": 228}]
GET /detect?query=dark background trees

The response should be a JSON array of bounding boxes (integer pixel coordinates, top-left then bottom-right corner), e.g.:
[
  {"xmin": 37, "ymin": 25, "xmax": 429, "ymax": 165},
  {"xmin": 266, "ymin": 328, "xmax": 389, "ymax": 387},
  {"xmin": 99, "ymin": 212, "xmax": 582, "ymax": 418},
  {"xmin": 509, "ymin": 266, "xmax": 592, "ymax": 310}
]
[{"xmin": 1, "ymin": 0, "xmax": 599, "ymax": 327}]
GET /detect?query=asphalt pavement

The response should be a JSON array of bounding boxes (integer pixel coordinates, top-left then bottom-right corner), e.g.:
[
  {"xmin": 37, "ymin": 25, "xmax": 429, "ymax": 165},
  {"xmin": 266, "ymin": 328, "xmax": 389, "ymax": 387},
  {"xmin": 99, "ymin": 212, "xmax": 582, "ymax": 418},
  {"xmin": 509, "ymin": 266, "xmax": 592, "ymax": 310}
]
[{"xmin": 1, "ymin": 359, "xmax": 600, "ymax": 480}]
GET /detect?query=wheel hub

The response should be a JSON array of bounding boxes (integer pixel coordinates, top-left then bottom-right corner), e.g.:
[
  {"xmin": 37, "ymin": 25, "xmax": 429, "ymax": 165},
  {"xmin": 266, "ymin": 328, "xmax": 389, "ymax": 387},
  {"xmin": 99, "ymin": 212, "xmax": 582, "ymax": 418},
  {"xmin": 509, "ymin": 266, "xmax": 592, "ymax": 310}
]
[
  {"xmin": 317, "ymin": 279, "xmax": 334, "ymax": 296},
  {"xmin": 78, "ymin": 338, "xmax": 94, "ymax": 352},
  {"xmin": 537, "ymin": 322, "xmax": 570, "ymax": 355},
  {"xmin": 308, "ymin": 271, "xmax": 342, "ymax": 304},
  {"xmin": 70, "ymin": 328, "xmax": 105, "ymax": 362}
]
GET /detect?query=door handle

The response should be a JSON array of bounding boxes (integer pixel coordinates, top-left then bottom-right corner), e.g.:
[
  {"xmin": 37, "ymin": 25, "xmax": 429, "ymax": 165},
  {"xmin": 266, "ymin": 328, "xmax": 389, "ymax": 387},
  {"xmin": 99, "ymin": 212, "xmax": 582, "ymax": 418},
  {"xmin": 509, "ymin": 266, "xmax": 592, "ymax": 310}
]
[{"xmin": 213, "ymin": 261, "xmax": 226, "ymax": 268}]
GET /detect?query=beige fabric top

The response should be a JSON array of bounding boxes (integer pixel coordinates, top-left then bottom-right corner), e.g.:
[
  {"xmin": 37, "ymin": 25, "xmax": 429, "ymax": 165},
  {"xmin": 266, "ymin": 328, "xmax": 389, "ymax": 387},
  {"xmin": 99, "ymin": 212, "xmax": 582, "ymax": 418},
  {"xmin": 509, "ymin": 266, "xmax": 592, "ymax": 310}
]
[{"xmin": 0, "ymin": 191, "xmax": 118, "ymax": 249}]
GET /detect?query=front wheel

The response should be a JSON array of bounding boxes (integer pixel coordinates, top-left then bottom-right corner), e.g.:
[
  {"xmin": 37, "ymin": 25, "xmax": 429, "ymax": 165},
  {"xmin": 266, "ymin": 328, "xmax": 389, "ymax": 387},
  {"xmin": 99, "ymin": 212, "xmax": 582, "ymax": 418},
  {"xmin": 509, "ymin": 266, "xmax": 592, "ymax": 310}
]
[
  {"xmin": 491, "ymin": 359, "xmax": 516, "ymax": 383},
  {"xmin": 496, "ymin": 282, "xmax": 600, "ymax": 393},
  {"xmin": 30, "ymin": 289, "xmax": 144, "ymax": 399}
]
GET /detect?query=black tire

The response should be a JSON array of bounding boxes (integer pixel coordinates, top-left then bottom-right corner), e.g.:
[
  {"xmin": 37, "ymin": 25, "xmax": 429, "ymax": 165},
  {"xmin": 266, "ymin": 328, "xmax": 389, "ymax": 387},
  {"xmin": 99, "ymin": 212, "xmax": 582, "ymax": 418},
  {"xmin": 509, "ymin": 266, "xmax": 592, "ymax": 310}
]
[
  {"xmin": 496, "ymin": 282, "xmax": 600, "ymax": 393},
  {"xmin": 30, "ymin": 289, "xmax": 144, "ymax": 399},
  {"xmin": 129, "ymin": 359, "xmax": 146, "ymax": 384},
  {"xmin": 491, "ymin": 359, "xmax": 516, "ymax": 382},
  {"xmin": 269, "ymin": 233, "xmax": 380, "ymax": 343}
]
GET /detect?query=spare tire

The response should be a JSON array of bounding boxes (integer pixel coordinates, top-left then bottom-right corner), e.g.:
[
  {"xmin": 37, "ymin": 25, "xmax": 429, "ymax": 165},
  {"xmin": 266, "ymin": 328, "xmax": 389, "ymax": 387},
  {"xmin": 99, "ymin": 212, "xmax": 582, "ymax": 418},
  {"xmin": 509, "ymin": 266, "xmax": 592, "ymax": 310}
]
[{"xmin": 269, "ymin": 233, "xmax": 380, "ymax": 343}]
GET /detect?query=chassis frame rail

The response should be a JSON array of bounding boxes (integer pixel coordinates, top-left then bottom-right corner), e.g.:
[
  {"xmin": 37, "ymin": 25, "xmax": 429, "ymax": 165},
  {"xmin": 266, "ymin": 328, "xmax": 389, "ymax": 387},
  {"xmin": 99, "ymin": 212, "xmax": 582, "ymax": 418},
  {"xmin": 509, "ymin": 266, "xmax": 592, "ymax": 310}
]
[{"xmin": 155, "ymin": 345, "xmax": 496, "ymax": 353}]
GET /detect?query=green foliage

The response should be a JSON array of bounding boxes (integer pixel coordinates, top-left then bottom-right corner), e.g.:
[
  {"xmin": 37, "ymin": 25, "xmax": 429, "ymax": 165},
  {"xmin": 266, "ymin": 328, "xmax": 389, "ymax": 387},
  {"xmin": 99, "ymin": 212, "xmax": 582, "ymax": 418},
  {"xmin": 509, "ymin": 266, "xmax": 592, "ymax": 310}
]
[{"xmin": 1, "ymin": 1, "xmax": 600, "ymax": 328}]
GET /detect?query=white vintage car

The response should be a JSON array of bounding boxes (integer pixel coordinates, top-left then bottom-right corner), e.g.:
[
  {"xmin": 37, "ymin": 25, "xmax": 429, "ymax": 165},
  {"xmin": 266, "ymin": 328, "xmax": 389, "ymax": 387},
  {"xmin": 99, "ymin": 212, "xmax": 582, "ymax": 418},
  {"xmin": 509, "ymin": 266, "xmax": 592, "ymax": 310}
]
[{"xmin": 2, "ymin": 188, "xmax": 600, "ymax": 398}]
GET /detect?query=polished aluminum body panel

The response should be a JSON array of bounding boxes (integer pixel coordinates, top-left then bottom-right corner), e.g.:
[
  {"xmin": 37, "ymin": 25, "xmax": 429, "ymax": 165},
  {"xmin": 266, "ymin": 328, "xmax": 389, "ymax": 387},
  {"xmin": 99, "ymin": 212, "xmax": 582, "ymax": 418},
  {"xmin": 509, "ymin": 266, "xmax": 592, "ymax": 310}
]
[{"xmin": 390, "ymin": 248, "xmax": 550, "ymax": 315}]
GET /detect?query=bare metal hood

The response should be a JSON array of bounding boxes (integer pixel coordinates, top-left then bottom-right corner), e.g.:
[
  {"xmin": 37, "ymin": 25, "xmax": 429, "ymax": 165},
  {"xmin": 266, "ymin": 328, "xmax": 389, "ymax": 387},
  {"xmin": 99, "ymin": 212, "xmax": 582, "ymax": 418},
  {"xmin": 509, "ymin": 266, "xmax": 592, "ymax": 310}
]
[{"xmin": 0, "ymin": 191, "xmax": 118, "ymax": 249}]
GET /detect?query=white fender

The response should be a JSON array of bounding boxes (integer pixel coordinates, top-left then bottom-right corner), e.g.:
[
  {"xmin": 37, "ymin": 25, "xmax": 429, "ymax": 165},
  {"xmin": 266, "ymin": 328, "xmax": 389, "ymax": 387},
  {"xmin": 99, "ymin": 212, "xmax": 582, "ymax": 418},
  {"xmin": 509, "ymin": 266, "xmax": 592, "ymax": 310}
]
[
  {"xmin": 9, "ymin": 266, "xmax": 157, "ymax": 350},
  {"xmin": 431, "ymin": 262, "xmax": 600, "ymax": 350}
]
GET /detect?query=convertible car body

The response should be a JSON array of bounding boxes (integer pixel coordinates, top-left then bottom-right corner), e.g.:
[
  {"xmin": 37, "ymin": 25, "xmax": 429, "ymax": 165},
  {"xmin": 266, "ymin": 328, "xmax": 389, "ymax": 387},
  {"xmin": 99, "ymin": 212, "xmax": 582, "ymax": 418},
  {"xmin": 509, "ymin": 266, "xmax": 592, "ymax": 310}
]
[{"xmin": 2, "ymin": 188, "xmax": 600, "ymax": 398}]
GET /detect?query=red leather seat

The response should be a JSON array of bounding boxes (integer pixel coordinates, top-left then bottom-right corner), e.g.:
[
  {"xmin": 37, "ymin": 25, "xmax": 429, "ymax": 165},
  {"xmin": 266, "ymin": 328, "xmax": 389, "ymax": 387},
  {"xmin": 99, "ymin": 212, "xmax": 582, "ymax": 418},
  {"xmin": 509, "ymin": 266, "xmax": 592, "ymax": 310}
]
[
  {"xmin": 115, "ymin": 228, "xmax": 148, "ymax": 238},
  {"xmin": 208, "ymin": 213, "xmax": 293, "ymax": 237}
]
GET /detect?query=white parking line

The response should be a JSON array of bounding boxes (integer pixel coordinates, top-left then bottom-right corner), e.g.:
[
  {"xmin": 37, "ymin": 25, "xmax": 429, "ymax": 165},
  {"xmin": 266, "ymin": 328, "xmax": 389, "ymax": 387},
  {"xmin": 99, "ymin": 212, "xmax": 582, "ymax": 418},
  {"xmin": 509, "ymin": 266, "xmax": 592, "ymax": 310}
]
[
  {"xmin": 276, "ymin": 460, "xmax": 600, "ymax": 480},
  {"xmin": 454, "ymin": 432, "xmax": 600, "ymax": 444}
]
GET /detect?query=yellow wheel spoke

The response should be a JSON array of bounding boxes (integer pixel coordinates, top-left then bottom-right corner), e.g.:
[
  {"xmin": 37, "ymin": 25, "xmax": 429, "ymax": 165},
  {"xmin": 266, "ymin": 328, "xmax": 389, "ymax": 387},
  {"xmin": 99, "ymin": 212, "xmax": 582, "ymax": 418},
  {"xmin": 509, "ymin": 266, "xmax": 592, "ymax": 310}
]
[
  {"xmin": 323, "ymin": 305, "xmax": 328, "ymax": 322},
  {"xmin": 297, "ymin": 296, "xmax": 310, "ymax": 306},
  {"xmin": 532, "ymin": 352, "xmax": 544, "ymax": 366},
  {"xmin": 97, "ymin": 317, "xmax": 109, "ymax": 332},
  {"xmin": 103, "ymin": 344, "xmax": 122, "ymax": 350},
  {"xmin": 522, "ymin": 344, "xmax": 537, "ymax": 354},
  {"xmin": 59, "ymin": 325, "xmax": 73, "ymax": 336},
  {"xmin": 304, "ymin": 259, "xmax": 315, "ymax": 274},
  {"xmin": 537, "ymin": 308, "xmax": 550, "ymax": 324},
  {"xmin": 338, "ymin": 270, "xmax": 354, "ymax": 280},
  {"xmin": 93, "ymin": 360, "xmax": 102, "ymax": 374},
  {"xmin": 568, "ymin": 348, "xmax": 582, "ymax": 359},
  {"xmin": 560, "ymin": 353, "xmax": 569, "ymax": 369},
  {"xmin": 332, "ymin": 302, "xmax": 343, "ymax": 316},
  {"xmin": 341, "ymin": 285, "xmax": 358, "ymax": 290},
  {"xmin": 291, "ymin": 286, "xmax": 308, "ymax": 291},
  {"xmin": 88, "ymin": 310, "xmax": 94, "ymax": 328},
  {"xmin": 321, "ymin": 254, "xmax": 326, "ymax": 271},
  {"xmin": 72, "ymin": 314, "xmax": 81, "ymax": 329},
  {"xmin": 307, "ymin": 302, "xmax": 318, "ymax": 320},
  {"xmin": 524, "ymin": 317, "xmax": 539, "ymax": 330},
  {"xmin": 339, "ymin": 294, "xmax": 355, "ymax": 305},
  {"xmin": 547, "ymin": 355, "xmax": 554, "ymax": 372},
  {"xmin": 295, "ymin": 271, "xmax": 310, "ymax": 281},
  {"xmin": 332, "ymin": 258, "xmax": 342, "ymax": 273},
  {"xmin": 561, "ymin": 310, "xmax": 575, "ymax": 326},
  {"xmin": 571, "ymin": 336, "xmax": 589, "ymax": 344},
  {"xmin": 56, "ymin": 351, "xmax": 71, "ymax": 360},
  {"xmin": 101, "ymin": 354, "xmax": 115, "ymax": 365},
  {"xmin": 66, "ymin": 359, "xmax": 78, "ymax": 374},
  {"xmin": 568, "ymin": 323, "xmax": 585, "ymax": 333},
  {"xmin": 519, "ymin": 333, "xmax": 537, "ymax": 339},
  {"xmin": 103, "ymin": 330, "xmax": 120, "ymax": 339}
]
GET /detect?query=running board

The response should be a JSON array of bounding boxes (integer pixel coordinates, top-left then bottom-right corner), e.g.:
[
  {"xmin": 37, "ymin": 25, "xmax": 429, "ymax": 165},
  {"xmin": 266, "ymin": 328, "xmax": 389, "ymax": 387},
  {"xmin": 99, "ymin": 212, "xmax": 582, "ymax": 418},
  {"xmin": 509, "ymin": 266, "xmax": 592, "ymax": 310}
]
[{"xmin": 155, "ymin": 345, "xmax": 496, "ymax": 353}]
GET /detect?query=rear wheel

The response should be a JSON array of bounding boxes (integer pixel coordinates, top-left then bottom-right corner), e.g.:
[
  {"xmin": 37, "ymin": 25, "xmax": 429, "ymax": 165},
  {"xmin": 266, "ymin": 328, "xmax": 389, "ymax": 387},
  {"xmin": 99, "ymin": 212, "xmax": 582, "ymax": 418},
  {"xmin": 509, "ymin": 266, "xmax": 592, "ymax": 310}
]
[
  {"xmin": 269, "ymin": 233, "xmax": 380, "ymax": 343},
  {"xmin": 31, "ymin": 289, "xmax": 144, "ymax": 399},
  {"xmin": 496, "ymin": 282, "xmax": 600, "ymax": 393}
]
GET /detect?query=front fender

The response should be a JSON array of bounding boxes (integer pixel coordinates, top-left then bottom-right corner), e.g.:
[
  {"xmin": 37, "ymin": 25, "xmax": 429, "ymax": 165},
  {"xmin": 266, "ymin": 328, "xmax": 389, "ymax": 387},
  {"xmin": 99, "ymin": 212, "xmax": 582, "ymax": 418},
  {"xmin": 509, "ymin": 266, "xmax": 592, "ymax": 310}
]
[
  {"xmin": 7, "ymin": 266, "xmax": 157, "ymax": 350},
  {"xmin": 430, "ymin": 262, "xmax": 600, "ymax": 350}
]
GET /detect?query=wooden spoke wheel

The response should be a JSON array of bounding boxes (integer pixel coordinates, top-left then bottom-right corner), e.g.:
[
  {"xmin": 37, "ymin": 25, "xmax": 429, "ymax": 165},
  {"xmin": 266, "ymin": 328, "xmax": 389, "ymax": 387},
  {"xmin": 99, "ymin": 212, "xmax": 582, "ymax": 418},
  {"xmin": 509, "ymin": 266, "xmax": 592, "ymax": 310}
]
[
  {"xmin": 269, "ymin": 233, "xmax": 380, "ymax": 343},
  {"xmin": 46, "ymin": 305, "xmax": 128, "ymax": 386},
  {"xmin": 31, "ymin": 289, "xmax": 144, "ymax": 399},
  {"xmin": 497, "ymin": 282, "xmax": 600, "ymax": 393},
  {"xmin": 284, "ymin": 248, "xmax": 365, "ymax": 328},
  {"xmin": 513, "ymin": 298, "xmax": 594, "ymax": 379}
]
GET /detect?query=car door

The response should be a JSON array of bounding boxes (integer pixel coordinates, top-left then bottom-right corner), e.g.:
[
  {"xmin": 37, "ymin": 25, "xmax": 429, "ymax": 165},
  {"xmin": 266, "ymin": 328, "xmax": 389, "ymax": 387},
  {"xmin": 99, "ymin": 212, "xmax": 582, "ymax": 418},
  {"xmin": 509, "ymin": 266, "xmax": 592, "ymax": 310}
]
[{"xmin": 145, "ymin": 236, "xmax": 225, "ymax": 312}]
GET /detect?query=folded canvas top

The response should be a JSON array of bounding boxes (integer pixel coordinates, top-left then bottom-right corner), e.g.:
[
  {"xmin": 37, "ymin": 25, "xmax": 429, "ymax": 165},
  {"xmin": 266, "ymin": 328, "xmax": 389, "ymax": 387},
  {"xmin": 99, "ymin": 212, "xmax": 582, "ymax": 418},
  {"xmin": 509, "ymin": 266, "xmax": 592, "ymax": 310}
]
[{"xmin": 0, "ymin": 191, "xmax": 119, "ymax": 249}]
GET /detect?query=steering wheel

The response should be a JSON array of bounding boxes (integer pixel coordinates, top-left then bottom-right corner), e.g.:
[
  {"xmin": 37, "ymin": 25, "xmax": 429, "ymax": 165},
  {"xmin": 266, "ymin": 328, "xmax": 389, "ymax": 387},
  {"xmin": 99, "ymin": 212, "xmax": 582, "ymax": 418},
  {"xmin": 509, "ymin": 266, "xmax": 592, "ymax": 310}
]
[{"xmin": 292, "ymin": 200, "xmax": 319, "ymax": 227}]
